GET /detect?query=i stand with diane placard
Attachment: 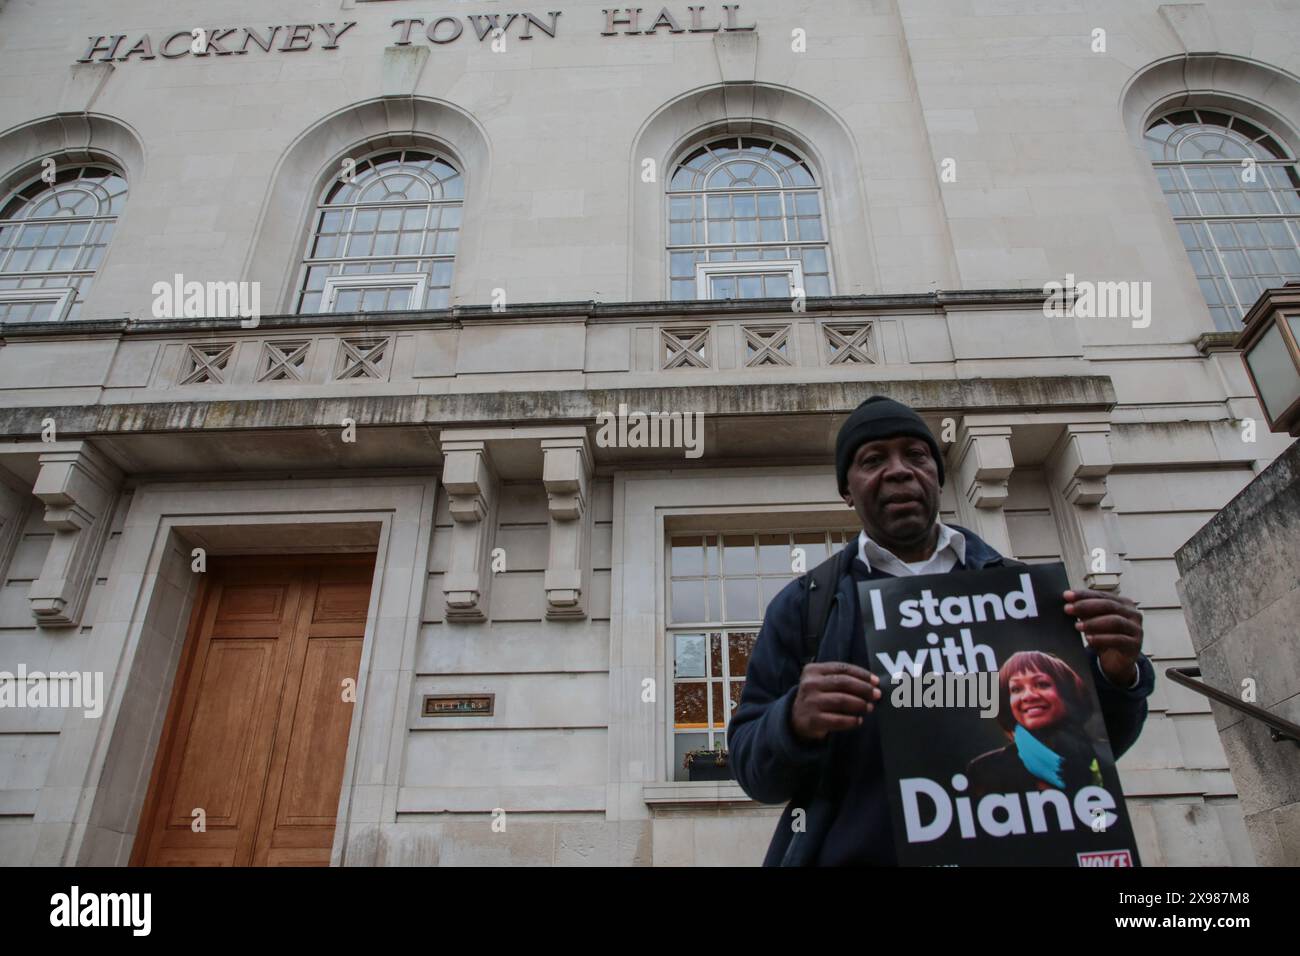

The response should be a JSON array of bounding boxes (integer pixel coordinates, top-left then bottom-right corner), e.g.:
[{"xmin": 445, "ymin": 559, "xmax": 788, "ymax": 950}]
[{"xmin": 858, "ymin": 563, "xmax": 1141, "ymax": 867}]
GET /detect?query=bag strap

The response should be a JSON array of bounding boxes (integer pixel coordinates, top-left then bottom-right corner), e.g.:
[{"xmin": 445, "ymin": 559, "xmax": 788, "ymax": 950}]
[{"xmin": 799, "ymin": 549, "xmax": 846, "ymax": 665}]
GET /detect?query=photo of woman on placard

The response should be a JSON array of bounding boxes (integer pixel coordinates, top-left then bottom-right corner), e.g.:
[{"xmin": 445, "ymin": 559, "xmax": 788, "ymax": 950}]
[{"xmin": 966, "ymin": 650, "xmax": 1105, "ymax": 798}]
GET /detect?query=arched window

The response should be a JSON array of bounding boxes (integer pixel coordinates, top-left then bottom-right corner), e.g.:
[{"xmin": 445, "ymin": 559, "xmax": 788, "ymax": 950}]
[
  {"xmin": 1146, "ymin": 109, "xmax": 1300, "ymax": 330},
  {"xmin": 0, "ymin": 164, "xmax": 126, "ymax": 322},
  {"xmin": 295, "ymin": 149, "xmax": 463, "ymax": 314},
  {"xmin": 666, "ymin": 137, "xmax": 831, "ymax": 301}
]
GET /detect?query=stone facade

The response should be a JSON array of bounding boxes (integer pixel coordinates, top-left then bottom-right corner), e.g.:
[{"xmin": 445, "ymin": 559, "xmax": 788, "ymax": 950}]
[
  {"xmin": 1176, "ymin": 439, "xmax": 1300, "ymax": 867},
  {"xmin": 0, "ymin": 0, "xmax": 1296, "ymax": 865}
]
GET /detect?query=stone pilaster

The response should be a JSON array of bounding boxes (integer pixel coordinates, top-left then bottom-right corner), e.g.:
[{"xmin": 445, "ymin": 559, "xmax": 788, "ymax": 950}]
[
  {"xmin": 1045, "ymin": 423, "xmax": 1120, "ymax": 591},
  {"xmin": 541, "ymin": 437, "xmax": 592, "ymax": 619},
  {"xmin": 28, "ymin": 443, "xmax": 122, "ymax": 625},
  {"xmin": 439, "ymin": 438, "xmax": 499, "ymax": 622},
  {"xmin": 951, "ymin": 422, "xmax": 1015, "ymax": 558}
]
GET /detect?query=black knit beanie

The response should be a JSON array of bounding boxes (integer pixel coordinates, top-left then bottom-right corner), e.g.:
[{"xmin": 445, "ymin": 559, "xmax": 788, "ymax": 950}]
[{"xmin": 835, "ymin": 396, "xmax": 944, "ymax": 495}]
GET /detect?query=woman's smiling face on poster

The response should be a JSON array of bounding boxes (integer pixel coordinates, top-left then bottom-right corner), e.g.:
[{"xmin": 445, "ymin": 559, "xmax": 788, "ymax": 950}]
[{"xmin": 1009, "ymin": 670, "xmax": 1066, "ymax": 731}]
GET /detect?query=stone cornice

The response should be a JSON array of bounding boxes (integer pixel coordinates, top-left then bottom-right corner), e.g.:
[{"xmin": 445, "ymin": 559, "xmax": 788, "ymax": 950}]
[
  {"xmin": 0, "ymin": 289, "xmax": 1049, "ymax": 340},
  {"xmin": 0, "ymin": 376, "xmax": 1115, "ymax": 440}
]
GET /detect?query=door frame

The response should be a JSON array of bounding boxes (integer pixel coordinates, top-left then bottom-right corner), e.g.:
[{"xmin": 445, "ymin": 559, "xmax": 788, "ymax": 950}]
[
  {"xmin": 129, "ymin": 553, "xmax": 377, "ymax": 866},
  {"xmin": 35, "ymin": 475, "xmax": 437, "ymax": 867}
]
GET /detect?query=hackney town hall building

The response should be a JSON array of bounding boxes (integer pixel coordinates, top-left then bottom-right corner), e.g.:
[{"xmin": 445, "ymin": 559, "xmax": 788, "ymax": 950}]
[{"xmin": 0, "ymin": 0, "xmax": 1295, "ymax": 867}]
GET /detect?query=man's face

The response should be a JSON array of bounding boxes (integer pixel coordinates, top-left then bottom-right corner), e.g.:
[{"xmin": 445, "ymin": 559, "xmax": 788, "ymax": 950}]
[{"xmin": 841, "ymin": 435, "xmax": 941, "ymax": 553}]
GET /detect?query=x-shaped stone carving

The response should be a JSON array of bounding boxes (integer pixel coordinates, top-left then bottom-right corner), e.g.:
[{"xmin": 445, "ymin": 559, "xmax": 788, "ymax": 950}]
[
  {"xmin": 743, "ymin": 325, "xmax": 792, "ymax": 366},
  {"xmin": 259, "ymin": 341, "xmax": 310, "ymax": 382},
  {"xmin": 663, "ymin": 327, "xmax": 710, "ymax": 369},
  {"xmin": 336, "ymin": 338, "xmax": 388, "ymax": 380},
  {"xmin": 824, "ymin": 323, "xmax": 875, "ymax": 365},
  {"xmin": 179, "ymin": 343, "xmax": 234, "ymax": 385}
]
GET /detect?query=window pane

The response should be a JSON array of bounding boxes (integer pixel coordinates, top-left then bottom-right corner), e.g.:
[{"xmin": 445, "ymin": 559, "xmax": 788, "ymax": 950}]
[
  {"xmin": 701, "ymin": 535, "xmax": 719, "ymax": 575},
  {"xmin": 671, "ymin": 537, "xmax": 704, "ymax": 576},
  {"xmin": 760, "ymin": 576, "xmax": 787, "ymax": 610},
  {"xmin": 729, "ymin": 681, "xmax": 744, "ymax": 722},
  {"xmin": 674, "ymin": 732, "xmax": 708, "ymax": 780},
  {"xmin": 1261, "ymin": 220, "xmax": 1290, "ymax": 246},
  {"xmin": 431, "ymin": 260, "xmax": 454, "ymax": 285},
  {"xmin": 722, "ymin": 535, "xmax": 756, "ymax": 574},
  {"xmin": 795, "ymin": 193, "xmax": 820, "ymax": 215},
  {"xmin": 709, "ymin": 633, "xmax": 724, "ymax": 679},
  {"xmin": 674, "ymin": 682, "xmax": 707, "ymax": 728},
  {"xmin": 728, "ymin": 632, "xmax": 757, "ymax": 679},
  {"xmin": 670, "ymin": 251, "xmax": 698, "ymax": 277},
  {"xmin": 712, "ymin": 682, "xmax": 727, "ymax": 727},
  {"xmin": 793, "ymin": 532, "xmax": 830, "ymax": 567},
  {"xmin": 675, "ymin": 633, "xmax": 706, "ymax": 678},
  {"xmin": 671, "ymin": 579, "xmax": 706, "ymax": 623},
  {"xmin": 724, "ymin": 578, "xmax": 760, "ymax": 622},
  {"xmin": 758, "ymin": 533, "xmax": 790, "ymax": 574}
]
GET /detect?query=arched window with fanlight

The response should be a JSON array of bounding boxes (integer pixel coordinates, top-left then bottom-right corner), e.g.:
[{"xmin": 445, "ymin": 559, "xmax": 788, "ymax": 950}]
[
  {"xmin": 295, "ymin": 149, "xmax": 463, "ymax": 314},
  {"xmin": 0, "ymin": 164, "xmax": 126, "ymax": 323},
  {"xmin": 666, "ymin": 137, "xmax": 832, "ymax": 301},
  {"xmin": 1146, "ymin": 109, "xmax": 1300, "ymax": 330}
]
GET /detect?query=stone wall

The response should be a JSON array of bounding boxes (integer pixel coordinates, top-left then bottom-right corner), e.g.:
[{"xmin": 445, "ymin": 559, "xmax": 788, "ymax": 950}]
[{"xmin": 1176, "ymin": 438, "xmax": 1300, "ymax": 866}]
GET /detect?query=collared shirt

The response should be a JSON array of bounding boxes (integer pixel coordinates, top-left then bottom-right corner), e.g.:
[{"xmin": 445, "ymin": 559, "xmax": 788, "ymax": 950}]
[{"xmin": 857, "ymin": 522, "xmax": 966, "ymax": 577}]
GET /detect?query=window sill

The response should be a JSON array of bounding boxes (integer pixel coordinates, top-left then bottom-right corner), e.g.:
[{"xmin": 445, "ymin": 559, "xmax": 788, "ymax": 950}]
[{"xmin": 642, "ymin": 781, "xmax": 759, "ymax": 807}]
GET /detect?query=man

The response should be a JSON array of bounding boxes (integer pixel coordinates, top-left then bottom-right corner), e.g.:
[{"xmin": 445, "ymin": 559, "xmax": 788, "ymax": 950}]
[{"xmin": 729, "ymin": 396, "xmax": 1155, "ymax": 866}]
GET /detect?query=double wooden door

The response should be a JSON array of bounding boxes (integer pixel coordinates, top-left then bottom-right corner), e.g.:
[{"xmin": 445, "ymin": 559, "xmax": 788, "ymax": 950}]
[{"xmin": 133, "ymin": 554, "xmax": 375, "ymax": 866}]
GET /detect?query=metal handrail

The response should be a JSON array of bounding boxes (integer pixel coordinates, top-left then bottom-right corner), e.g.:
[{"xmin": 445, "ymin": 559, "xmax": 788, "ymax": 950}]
[{"xmin": 1166, "ymin": 666, "xmax": 1300, "ymax": 747}]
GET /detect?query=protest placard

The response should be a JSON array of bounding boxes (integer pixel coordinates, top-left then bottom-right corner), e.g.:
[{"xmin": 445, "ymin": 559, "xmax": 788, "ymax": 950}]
[{"xmin": 858, "ymin": 562, "xmax": 1141, "ymax": 866}]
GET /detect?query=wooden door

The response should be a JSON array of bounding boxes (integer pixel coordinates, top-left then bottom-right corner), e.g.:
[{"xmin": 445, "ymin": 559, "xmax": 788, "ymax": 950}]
[{"xmin": 133, "ymin": 554, "xmax": 375, "ymax": 867}]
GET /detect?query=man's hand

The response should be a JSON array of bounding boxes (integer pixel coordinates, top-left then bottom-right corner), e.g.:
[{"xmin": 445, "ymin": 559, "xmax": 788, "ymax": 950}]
[
  {"xmin": 1064, "ymin": 589, "xmax": 1144, "ymax": 687},
  {"xmin": 790, "ymin": 662, "xmax": 881, "ymax": 742}
]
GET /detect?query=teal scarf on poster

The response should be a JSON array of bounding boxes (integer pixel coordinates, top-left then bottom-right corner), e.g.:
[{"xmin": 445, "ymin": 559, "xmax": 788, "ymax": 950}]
[{"xmin": 1014, "ymin": 724, "xmax": 1065, "ymax": 788}]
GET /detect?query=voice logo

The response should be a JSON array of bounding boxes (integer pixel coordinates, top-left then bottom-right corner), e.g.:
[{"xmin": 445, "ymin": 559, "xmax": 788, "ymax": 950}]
[{"xmin": 1077, "ymin": 849, "xmax": 1134, "ymax": 866}]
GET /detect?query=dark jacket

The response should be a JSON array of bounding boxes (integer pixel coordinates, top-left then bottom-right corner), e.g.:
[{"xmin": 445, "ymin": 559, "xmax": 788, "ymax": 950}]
[{"xmin": 728, "ymin": 528, "xmax": 1156, "ymax": 866}]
